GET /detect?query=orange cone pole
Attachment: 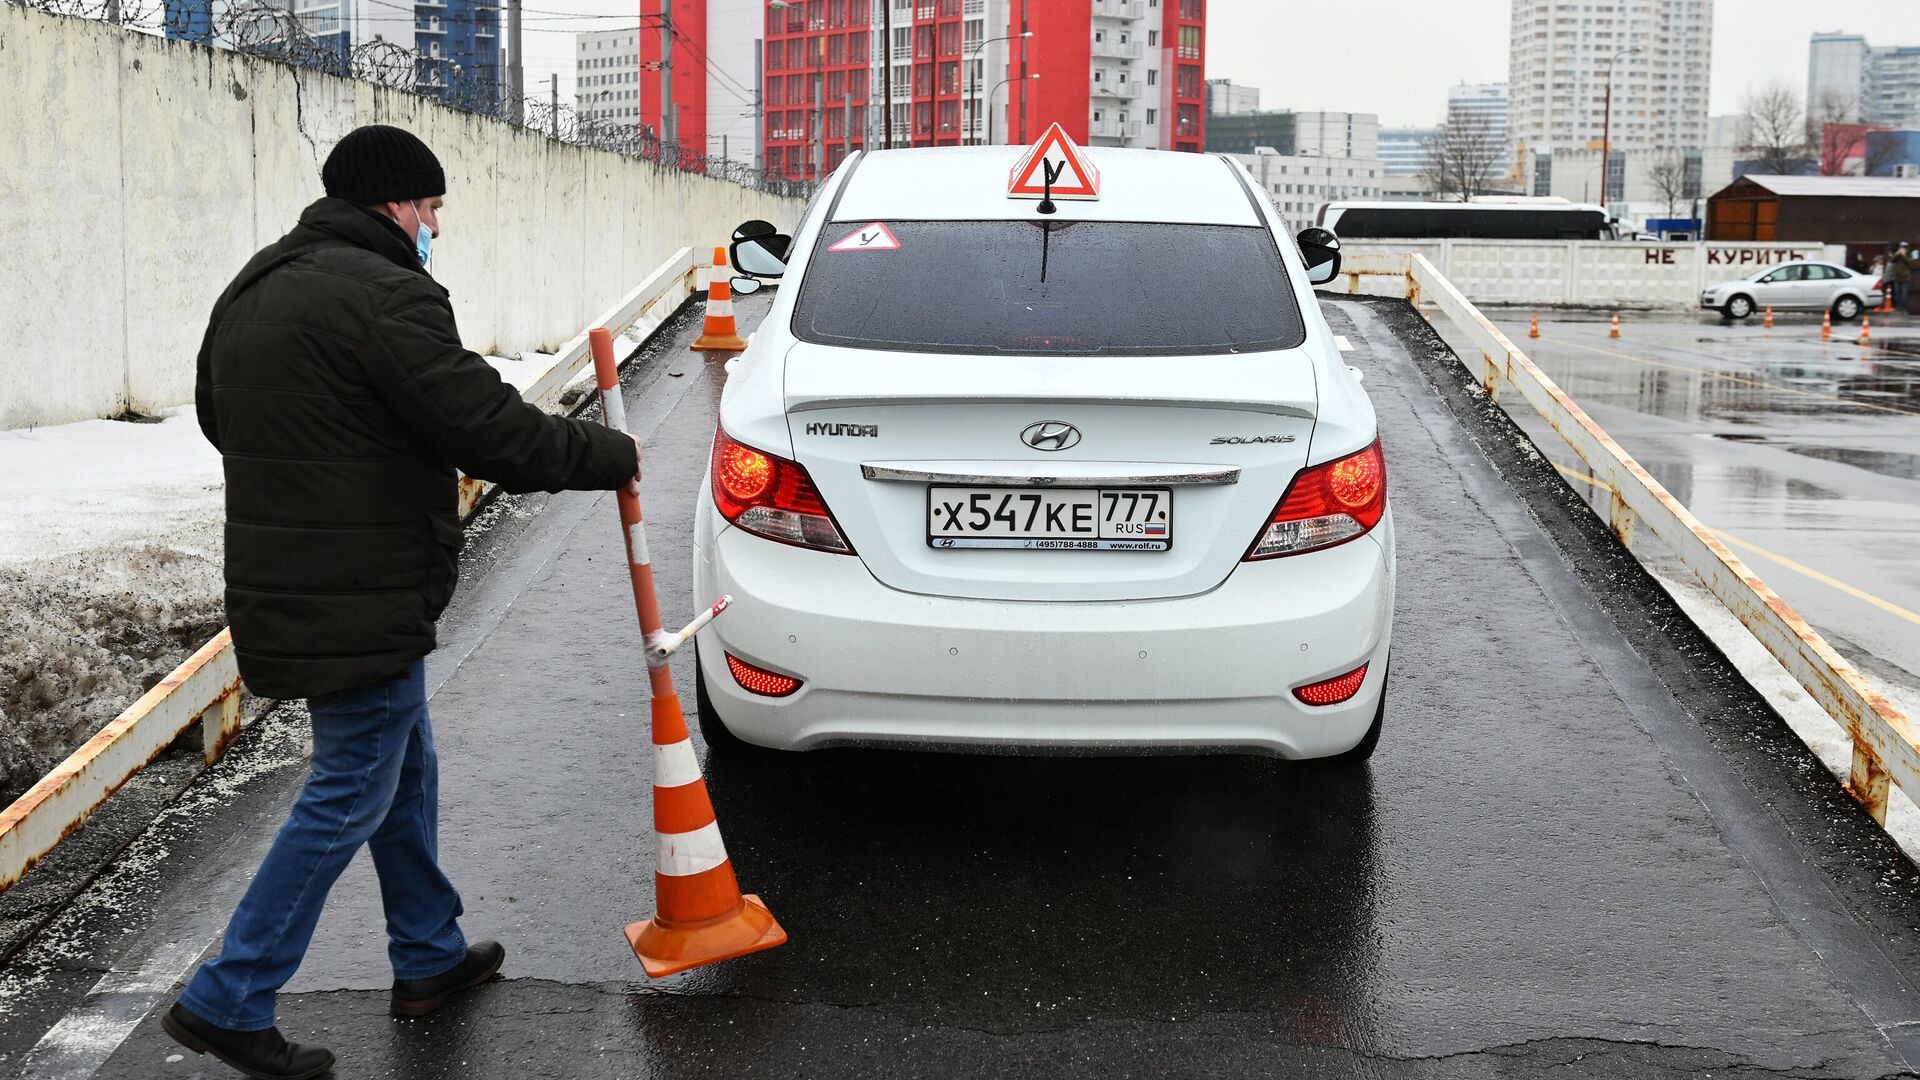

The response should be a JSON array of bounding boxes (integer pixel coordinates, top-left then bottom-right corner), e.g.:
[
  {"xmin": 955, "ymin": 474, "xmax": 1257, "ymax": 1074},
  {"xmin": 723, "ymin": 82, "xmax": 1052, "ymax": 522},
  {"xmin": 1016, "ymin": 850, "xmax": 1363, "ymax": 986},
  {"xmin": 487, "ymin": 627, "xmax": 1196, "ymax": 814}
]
[
  {"xmin": 691, "ymin": 247, "xmax": 748, "ymax": 353},
  {"xmin": 1528, "ymin": 313, "xmax": 1540, "ymax": 339},
  {"xmin": 1763, "ymin": 305, "xmax": 1774, "ymax": 329},
  {"xmin": 1822, "ymin": 310, "xmax": 1833, "ymax": 342},
  {"xmin": 1859, "ymin": 314, "xmax": 1872, "ymax": 346},
  {"xmin": 1609, "ymin": 313, "xmax": 1621, "ymax": 338},
  {"xmin": 588, "ymin": 328, "xmax": 786, "ymax": 979}
]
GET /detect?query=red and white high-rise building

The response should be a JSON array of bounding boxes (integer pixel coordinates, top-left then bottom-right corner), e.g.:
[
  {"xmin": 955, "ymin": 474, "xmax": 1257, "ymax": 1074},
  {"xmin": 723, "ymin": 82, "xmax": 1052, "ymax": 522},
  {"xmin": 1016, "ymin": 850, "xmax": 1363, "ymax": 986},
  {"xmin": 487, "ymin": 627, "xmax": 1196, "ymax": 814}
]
[{"xmin": 643, "ymin": 0, "xmax": 1206, "ymax": 182}]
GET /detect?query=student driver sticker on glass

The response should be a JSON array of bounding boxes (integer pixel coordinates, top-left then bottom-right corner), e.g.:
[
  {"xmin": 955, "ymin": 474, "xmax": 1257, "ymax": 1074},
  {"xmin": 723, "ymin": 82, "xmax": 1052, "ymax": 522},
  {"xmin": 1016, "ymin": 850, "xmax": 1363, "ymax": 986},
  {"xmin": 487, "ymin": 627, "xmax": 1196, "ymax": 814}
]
[{"xmin": 828, "ymin": 222, "xmax": 901, "ymax": 252}]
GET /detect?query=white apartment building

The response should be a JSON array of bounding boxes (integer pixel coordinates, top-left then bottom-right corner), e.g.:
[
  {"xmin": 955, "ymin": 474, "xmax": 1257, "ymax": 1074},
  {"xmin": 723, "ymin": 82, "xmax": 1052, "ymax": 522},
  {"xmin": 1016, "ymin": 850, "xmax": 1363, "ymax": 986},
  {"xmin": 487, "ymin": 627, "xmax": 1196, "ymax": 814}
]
[
  {"xmin": 1538, "ymin": 145, "xmax": 1737, "ymax": 227},
  {"xmin": 1808, "ymin": 32, "xmax": 1920, "ymax": 128},
  {"xmin": 1233, "ymin": 147, "xmax": 1385, "ymax": 229},
  {"xmin": 576, "ymin": 28, "xmax": 640, "ymax": 130},
  {"xmin": 1448, "ymin": 81, "xmax": 1508, "ymax": 144},
  {"xmin": 1378, "ymin": 126, "xmax": 1437, "ymax": 176},
  {"xmin": 1291, "ymin": 110, "xmax": 1379, "ymax": 160},
  {"xmin": 1207, "ymin": 78, "xmax": 1260, "ymax": 117},
  {"xmin": 1508, "ymin": 0, "xmax": 1712, "ymax": 153}
]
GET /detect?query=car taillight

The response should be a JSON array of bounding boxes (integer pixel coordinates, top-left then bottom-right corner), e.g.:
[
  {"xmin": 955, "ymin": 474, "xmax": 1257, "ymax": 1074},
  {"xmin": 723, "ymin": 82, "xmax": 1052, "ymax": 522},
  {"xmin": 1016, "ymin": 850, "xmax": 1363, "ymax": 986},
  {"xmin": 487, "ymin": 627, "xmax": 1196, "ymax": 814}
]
[
  {"xmin": 710, "ymin": 429, "xmax": 854, "ymax": 554},
  {"xmin": 726, "ymin": 653, "xmax": 803, "ymax": 697},
  {"xmin": 1293, "ymin": 663, "xmax": 1369, "ymax": 706},
  {"xmin": 1245, "ymin": 440, "xmax": 1386, "ymax": 560}
]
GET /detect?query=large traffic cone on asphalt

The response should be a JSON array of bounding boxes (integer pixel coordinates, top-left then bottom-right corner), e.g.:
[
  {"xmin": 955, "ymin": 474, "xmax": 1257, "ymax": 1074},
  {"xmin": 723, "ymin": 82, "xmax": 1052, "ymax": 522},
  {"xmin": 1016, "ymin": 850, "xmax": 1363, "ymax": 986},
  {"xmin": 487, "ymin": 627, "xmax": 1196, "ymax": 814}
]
[
  {"xmin": 1764, "ymin": 305, "xmax": 1774, "ymax": 329},
  {"xmin": 1528, "ymin": 313, "xmax": 1541, "ymax": 339},
  {"xmin": 691, "ymin": 247, "xmax": 748, "ymax": 353},
  {"xmin": 589, "ymin": 328, "xmax": 786, "ymax": 979},
  {"xmin": 1822, "ymin": 310, "xmax": 1833, "ymax": 341},
  {"xmin": 1609, "ymin": 313, "xmax": 1621, "ymax": 338}
]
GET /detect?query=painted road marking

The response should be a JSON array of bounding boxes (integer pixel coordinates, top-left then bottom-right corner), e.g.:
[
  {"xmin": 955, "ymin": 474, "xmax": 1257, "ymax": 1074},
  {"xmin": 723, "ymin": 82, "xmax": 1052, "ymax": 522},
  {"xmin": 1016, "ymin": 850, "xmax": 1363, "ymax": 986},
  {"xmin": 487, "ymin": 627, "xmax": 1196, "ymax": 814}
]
[
  {"xmin": 1334, "ymin": 335, "xmax": 1353, "ymax": 352},
  {"xmin": 1549, "ymin": 462, "xmax": 1920, "ymax": 627},
  {"xmin": 1531, "ymin": 335, "xmax": 1920, "ymax": 419}
]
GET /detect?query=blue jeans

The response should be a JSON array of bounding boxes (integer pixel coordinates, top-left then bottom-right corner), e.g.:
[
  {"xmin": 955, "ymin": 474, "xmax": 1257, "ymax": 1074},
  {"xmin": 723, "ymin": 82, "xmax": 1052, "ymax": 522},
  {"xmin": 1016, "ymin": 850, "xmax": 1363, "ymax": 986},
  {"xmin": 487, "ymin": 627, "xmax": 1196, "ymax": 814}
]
[
  {"xmin": 1895, "ymin": 280, "xmax": 1910, "ymax": 312},
  {"xmin": 180, "ymin": 660, "xmax": 467, "ymax": 1030}
]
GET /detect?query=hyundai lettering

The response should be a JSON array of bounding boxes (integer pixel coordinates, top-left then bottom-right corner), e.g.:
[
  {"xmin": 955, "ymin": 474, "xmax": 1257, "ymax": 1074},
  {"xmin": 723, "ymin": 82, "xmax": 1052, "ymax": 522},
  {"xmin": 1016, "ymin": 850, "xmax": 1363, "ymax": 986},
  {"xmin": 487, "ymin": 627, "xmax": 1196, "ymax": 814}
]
[{"xmin": 694, "ymin": 129, "xmax": 1395, "ymax": 761}]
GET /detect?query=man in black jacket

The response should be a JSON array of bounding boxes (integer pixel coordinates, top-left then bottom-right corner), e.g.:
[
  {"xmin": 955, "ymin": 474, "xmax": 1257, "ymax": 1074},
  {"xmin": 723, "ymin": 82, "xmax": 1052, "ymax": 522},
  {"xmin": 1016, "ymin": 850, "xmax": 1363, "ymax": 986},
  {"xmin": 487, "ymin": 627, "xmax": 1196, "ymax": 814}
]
[{"xmin": 164, "ymin": 125, "xmax": 642, "ymax": 1080}]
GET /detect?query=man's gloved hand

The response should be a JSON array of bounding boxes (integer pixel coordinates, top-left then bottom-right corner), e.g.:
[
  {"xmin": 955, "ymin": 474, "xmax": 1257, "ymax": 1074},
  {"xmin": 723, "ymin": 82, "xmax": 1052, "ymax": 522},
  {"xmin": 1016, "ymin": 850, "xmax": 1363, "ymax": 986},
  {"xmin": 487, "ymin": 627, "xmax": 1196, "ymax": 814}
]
[{"xmin": 626, "ymin": 434, "xmax": 644, "ymax": 497}]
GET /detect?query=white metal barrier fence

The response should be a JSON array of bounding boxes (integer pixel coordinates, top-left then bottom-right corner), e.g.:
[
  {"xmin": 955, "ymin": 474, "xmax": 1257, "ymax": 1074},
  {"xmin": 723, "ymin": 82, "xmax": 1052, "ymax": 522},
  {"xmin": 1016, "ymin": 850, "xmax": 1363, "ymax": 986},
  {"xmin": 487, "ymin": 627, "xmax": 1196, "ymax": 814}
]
[
  {"xmin": 0, "ymin": 248, "xmax": 702, "ymax": 893},
  {"xmin": 1350, "ymin": 253, "xmax": 1920, "ymax": 824}
]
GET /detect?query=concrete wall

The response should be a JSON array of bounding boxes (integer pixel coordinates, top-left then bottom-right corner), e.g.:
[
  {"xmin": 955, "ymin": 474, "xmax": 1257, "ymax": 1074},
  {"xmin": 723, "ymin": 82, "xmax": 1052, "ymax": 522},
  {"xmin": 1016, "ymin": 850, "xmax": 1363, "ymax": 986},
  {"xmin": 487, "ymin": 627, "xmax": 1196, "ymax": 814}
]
[
  {"xmin": 1341, "ymin": 240, "xmax": 1847, "ymax": 308},
  {"xmin": 0, "ymin": 4, "xmax": 803, "ymax": 429}
]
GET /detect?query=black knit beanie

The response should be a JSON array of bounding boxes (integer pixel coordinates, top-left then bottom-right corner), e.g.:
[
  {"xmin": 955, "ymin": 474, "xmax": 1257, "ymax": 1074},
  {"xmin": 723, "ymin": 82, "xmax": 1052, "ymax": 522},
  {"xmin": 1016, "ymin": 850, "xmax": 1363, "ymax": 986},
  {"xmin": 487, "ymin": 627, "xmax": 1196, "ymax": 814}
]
[{"xmin": 322, "ymin": 125, "xmax": 446, "ymax": 206}]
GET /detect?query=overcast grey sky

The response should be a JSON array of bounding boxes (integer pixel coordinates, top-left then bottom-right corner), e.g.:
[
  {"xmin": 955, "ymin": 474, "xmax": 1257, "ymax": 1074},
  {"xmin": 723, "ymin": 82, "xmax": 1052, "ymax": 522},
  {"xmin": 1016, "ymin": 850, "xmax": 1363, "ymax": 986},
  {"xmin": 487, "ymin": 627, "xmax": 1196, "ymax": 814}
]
[
  {"xmin": 520, "ymin": 1, "xmax": 1920, "ymax": 126},
  {"xmin": 1206, "ymin": 1, "xmax": 1920, "ymax": 128}
]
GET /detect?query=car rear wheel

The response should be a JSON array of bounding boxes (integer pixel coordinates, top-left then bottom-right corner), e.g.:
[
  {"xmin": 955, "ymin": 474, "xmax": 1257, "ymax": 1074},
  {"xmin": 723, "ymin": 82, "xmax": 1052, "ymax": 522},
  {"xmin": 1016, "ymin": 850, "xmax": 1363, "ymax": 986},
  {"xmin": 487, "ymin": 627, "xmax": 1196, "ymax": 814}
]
[
  {"xmin": 1310, "ymin": 674, "xmax": 1385, "ymax": 766},
  {"xmin": 1724, "ymin": 295, "xmax": 1754, "ymax": 320},
  {"xmin": 1833, "ymin": 295, "xmax": 1862, "ymax": 321}
]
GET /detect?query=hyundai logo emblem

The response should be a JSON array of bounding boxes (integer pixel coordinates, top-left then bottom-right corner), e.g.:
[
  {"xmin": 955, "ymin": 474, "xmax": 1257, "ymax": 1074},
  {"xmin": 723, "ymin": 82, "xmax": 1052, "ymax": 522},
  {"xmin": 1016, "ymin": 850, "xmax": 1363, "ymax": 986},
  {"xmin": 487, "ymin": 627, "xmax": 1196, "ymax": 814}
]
[{"xmin": 1021, "ymin": 421, "xmax": 1081, "ymax": 452}]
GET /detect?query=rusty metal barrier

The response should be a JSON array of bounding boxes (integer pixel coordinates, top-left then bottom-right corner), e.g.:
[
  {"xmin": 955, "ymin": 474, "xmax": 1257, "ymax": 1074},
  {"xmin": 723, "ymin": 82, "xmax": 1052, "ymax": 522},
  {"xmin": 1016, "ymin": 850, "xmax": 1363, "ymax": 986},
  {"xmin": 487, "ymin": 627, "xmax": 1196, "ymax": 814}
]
[
  {"xmin": 0, "ymin": 248, "xmax": 704, "ymax": 893},
  {"xmin": 1355, "ymin": 254, "xmax": 1919, "ymax": 824}
]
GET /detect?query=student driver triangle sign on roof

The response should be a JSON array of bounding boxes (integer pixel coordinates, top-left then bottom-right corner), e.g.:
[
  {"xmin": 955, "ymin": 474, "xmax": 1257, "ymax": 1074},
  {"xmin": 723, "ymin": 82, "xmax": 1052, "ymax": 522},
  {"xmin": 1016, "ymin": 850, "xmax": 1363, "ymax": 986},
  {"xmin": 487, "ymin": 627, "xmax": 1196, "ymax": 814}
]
[{"xmin": 1008, "ymin": 122, "xmax": 1101, "ymax": 201}]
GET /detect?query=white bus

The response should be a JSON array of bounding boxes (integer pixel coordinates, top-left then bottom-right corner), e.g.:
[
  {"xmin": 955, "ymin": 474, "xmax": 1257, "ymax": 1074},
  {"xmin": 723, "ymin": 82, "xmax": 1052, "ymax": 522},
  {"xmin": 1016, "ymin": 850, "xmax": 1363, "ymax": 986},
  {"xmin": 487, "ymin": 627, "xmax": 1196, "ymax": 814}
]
[{"xmin": 1316, "ymin": 199, "xmax": 1622, "ymax": 241}]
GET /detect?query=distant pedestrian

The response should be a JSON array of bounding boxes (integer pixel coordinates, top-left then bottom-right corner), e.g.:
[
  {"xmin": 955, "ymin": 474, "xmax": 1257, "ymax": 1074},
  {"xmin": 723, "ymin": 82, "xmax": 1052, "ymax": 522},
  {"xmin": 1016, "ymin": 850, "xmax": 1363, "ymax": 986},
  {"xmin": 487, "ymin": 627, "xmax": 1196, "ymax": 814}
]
[
  {"xmin": 164, "ymin": 125, "xmax": 643, "ymax": 1080},
  {"xmin": 1890, "ymin": 241, "xmax": 1913, "ymax": 313}
]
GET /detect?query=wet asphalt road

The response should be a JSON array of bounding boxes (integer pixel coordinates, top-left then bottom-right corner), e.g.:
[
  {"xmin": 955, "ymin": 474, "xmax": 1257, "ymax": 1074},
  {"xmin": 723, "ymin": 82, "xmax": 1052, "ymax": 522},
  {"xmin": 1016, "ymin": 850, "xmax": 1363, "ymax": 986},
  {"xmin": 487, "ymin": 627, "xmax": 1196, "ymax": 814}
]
[
  {"xmin": 13, "ymin": 295, "xmax": 1920, "ymax": 1078},
  {"xmin": 1481, "ymin": 308, "xmax": 1920, "ymax": 697}
]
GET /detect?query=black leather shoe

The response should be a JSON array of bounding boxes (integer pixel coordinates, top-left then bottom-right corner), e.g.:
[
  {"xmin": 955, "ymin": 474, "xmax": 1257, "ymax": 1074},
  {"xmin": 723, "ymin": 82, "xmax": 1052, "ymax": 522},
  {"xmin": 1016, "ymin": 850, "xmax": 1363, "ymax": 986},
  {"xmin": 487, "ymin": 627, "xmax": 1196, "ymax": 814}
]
[
  {"xmin": 161, "ymin": 1003, "xmax": 334, "ymax": 1080},
  {"xmin": 390, "ymin": 940, "xmax": 505, "ymax": 1018}
]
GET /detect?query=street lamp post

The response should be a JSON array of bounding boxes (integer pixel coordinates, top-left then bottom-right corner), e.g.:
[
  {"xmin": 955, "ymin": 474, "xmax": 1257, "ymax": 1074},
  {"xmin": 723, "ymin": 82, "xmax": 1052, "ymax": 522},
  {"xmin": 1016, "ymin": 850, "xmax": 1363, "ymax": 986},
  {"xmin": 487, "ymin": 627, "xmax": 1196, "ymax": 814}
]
[
  {"xmin": 987, "ymin": 72, "xmax": 1039, "ymax": 147},
  {"xmin": 967, "ymin": 30, "xmax": 1032, "ymax": 145},
  {"xmin": 1600, "ymin": 45, "xmax": 1642, "ymax": 208}
]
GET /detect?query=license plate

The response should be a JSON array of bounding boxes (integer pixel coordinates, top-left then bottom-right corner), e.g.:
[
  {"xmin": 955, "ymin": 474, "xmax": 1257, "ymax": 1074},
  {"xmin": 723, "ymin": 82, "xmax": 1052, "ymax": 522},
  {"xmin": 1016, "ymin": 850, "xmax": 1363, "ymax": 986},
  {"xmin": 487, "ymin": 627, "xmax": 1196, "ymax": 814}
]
[{"xmin": 926, "ymin": 487, "xmax": 1172, "ymax": 551}]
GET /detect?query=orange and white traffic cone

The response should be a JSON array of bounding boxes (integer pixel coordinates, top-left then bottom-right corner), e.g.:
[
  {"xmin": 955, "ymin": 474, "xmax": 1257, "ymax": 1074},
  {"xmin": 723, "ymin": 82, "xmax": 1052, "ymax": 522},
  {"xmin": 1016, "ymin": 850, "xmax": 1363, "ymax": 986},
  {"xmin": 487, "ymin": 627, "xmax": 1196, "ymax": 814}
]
[
  {"xmin": 1764, "ymin": 305, "xmax": 1774, "ymax": 329},
  {"xmin": 589, "ymin": 329, "xmax": 786, "ymax": 979},
  {"xmin": 1821, "ymin": 310, "xmax": 1833, "ymax": 342},
  {"xmin": 1528, "ymin": 313, "xmax": 1541, "ymax": 339},
  {"xmin": 1609, "ymin": 313, "xmax": 1621, "ymax": 339},
  {"xmin": 1859, "ymin": 314, "xmax": 1872, "ymax": 346},
  {"xmin": 691, "ymin": 247, "xmax": 748, "ymax": 353}
]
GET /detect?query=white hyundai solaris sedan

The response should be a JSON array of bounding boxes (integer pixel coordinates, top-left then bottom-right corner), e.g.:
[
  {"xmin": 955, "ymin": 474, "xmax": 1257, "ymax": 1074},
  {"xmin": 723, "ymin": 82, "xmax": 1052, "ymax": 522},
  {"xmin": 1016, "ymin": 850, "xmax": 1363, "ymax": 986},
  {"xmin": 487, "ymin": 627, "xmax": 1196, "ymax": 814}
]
[{"xmin": 691, "ymin": 144, "xmax": 1395, "ymax": 761}]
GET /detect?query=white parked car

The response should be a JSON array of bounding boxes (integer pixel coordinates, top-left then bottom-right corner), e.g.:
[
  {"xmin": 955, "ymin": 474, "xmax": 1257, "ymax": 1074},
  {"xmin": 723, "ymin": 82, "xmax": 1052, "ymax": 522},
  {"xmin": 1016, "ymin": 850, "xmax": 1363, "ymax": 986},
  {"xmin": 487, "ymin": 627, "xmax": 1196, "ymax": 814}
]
[
  {"xmin": 692, "ymin": 144, "xmax": 1395, "ymax": 762},
  {"xmin": 1701, "ymin": 261, "xmax": 1883, "ymax": 321}
]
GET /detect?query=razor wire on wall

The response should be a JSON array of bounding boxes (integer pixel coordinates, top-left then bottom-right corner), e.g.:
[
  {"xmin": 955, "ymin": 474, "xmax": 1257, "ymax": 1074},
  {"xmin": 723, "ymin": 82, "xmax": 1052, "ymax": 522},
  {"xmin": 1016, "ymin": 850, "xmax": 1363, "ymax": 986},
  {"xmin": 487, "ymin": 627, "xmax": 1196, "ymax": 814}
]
[{"xmin": 6, "ymin": 0, "xmax": 813, "ymax": 197}]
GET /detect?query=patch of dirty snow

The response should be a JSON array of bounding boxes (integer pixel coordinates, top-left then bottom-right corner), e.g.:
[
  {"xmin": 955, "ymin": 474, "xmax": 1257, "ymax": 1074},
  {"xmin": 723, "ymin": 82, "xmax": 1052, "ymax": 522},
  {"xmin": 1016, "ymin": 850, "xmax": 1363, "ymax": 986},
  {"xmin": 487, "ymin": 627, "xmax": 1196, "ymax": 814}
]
[{"xmin": 0, "ymin": 410, "xmax": 225, "ymax": 803}]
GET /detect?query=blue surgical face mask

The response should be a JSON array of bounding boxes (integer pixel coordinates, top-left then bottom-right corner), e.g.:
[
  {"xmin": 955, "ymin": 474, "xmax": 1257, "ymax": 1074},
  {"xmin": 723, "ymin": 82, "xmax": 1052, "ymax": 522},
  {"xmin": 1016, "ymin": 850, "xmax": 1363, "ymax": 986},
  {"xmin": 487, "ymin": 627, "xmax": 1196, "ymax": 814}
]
[{"xmin": 411, "ymin": 201, "xmax": 433, "ymax": 267}]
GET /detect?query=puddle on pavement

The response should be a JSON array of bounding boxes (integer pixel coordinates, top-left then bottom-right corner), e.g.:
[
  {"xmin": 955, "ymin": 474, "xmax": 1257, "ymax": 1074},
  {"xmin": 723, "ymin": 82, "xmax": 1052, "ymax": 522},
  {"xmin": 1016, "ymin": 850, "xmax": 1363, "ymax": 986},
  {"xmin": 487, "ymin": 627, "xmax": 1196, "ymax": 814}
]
[{"xmin": 1785, "ymin": 445, "xmax": 1920, "ymax": 482}]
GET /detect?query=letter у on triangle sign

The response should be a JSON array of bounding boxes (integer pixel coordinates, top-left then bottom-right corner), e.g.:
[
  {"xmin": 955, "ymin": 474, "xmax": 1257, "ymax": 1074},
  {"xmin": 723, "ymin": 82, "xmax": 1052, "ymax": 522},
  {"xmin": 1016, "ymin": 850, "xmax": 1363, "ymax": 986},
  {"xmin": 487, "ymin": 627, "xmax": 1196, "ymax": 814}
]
[
  {"xmin": 828, "ymin": 222, "xmax": 901, "ymax": 252},
  {"xmin": 1008, "ymin": 122, "xmax": 1101, "ymax": 201}
]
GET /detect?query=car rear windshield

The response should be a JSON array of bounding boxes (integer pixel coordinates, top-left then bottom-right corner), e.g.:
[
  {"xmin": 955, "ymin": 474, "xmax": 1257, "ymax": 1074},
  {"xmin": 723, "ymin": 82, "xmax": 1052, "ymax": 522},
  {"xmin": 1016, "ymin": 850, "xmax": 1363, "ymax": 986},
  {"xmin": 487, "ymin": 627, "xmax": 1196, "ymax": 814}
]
[{"xmin": 790, "ymin": 220, "xmax": 1306, "ymax": 356}]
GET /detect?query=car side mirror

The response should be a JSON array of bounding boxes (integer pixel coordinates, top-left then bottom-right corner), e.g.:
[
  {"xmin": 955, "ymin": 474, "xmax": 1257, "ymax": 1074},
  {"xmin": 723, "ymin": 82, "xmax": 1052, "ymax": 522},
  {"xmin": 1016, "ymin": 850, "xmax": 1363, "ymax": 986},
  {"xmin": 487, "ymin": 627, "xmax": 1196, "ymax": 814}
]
[
  {"xmin": 1296, "ymin": 226, "xmax": 1342, "ymax": 286},
  {"xmin": 730, "ymin": 275, "xmax": 765, "ymax": 296},
  {"xmin": 730, "ymin": 233, "xmax": 792, "ymax": 279},
  {"xmin": 732, "ymin": 219, "xmax": 778, "ymax": 242}
]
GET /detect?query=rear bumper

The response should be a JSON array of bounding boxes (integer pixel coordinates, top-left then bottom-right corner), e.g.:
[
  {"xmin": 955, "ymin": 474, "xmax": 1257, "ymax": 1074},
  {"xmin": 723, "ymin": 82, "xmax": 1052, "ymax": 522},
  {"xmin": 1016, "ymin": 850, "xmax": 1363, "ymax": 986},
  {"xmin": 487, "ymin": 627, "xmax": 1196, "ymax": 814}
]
[{"xmin": 692, "ymin": 504, "xmax": 1396, "ymax": 758}]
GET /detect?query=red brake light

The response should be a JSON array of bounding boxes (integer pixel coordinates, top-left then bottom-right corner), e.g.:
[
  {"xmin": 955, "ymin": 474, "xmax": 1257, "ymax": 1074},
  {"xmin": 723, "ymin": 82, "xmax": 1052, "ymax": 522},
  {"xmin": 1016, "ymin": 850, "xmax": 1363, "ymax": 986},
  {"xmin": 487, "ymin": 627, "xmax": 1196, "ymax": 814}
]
[
  {"xmin": 1293, "ymin": 663, "xmax": 1370, "ymax": 706},
  {"xmin": 710, "ymin": 429, "xmax": 854, "ymax": 554},
  {"xmin": 726, "ymin": 653, "xmax": 802, "ymax": 697},
  {"xmin": 1246, "ymin": 440, "xmax": 1386, "ymax": 560}
]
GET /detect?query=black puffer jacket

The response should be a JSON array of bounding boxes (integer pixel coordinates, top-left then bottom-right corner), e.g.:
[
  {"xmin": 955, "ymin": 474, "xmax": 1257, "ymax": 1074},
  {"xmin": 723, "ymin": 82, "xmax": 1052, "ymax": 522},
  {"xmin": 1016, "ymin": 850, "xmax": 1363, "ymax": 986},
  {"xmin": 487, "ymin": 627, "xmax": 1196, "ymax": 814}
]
[{"xmin": 196, "ymin": 198, "xmax": 635, "ymax": 699}]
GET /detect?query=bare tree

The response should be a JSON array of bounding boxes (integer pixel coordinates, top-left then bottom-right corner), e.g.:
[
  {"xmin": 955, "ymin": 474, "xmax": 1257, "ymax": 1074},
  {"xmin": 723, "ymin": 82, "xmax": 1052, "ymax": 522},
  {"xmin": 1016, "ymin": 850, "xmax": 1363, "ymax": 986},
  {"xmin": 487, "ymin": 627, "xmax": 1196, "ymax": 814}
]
[
  {"xmin": 1812, "ymin": 89, "xmax": 1864, "ymax": 175},
  {"xmin": 1739, "ymin": 81, "xmax": 1814, "ymax": 175},
  {"xmin": 1418, "ymin": 122, "xmax": 1507, "ymax": 201},
  {"xmin": 1861, "ymin": 132, "xmax": 1898, "ymax": 178},
  {"xmin": 1648, "ymin": 149, "xmax": 1690, "ymax": 218}
]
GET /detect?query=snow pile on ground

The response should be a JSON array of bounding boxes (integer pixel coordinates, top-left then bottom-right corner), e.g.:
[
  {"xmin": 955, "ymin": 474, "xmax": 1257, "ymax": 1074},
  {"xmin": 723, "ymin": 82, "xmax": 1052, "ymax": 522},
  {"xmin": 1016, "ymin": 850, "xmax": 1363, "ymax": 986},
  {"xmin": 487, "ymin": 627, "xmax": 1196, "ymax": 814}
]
[{"xmin": 0, "ymin": 410, "xmax": 225, "ymax": 803}]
